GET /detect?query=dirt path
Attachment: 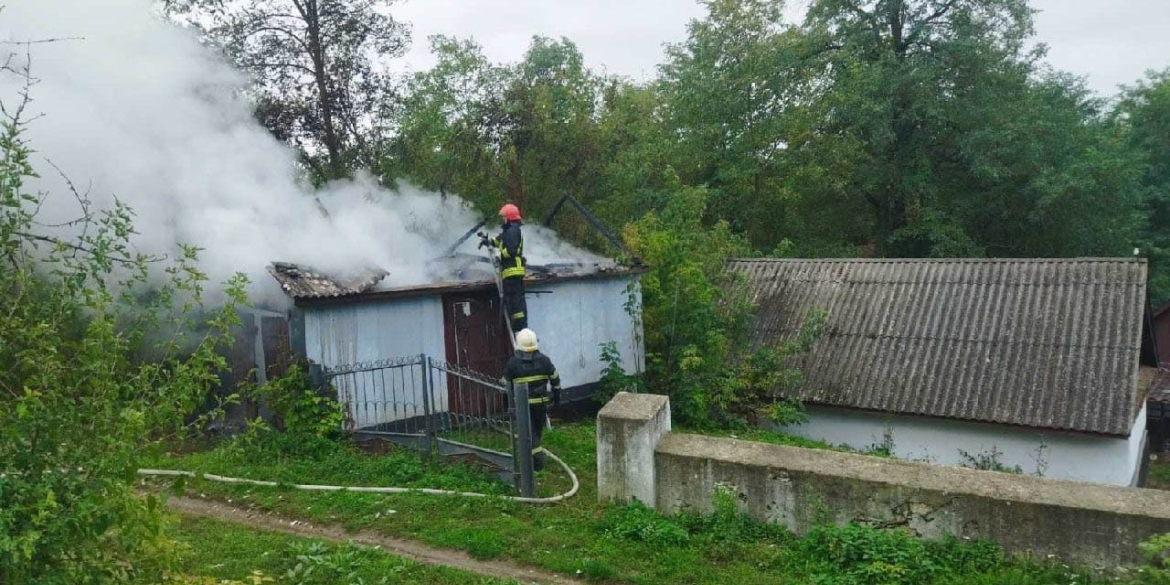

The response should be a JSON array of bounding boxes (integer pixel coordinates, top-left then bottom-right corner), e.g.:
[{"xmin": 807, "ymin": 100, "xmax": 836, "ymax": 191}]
[{"xmin": 166, "ymin": 496, "xmax": 584, "ymax": 585}]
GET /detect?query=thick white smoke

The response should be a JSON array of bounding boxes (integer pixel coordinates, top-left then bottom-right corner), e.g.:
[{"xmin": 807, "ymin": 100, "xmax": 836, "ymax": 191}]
[{"xmin": 0, "ymin": 0, "xmax": 606, "ymax": 306}]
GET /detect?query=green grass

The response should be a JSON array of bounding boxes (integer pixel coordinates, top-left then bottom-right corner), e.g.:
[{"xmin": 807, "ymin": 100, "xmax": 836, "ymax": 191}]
[
  {"xmin": 145, "ymin": 423, "xmax": 1120, "ymax": 585},
  {"xmin": 1149, "ymin": 460, "xmax": 1170, "ymax": 490},
  {"xmin": 688, "ymin": 424, "xmax": 904, "ymax": 458},
  {"xmin": 441, "ymin": 426, "xmax": 516, "ymax": 454},
  {"xmin": 141, "ymin": 431, "xmax": 512, "ymax": 496},
  {"xmin": 165, "ymin": 515, "xmax": 518, "ymax": 584}
]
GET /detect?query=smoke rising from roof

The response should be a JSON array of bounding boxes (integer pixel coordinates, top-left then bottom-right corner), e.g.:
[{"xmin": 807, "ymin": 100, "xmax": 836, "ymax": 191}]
[{"xmin": 0, "ymin": 0, "xmax": 606, "ymax": 305}]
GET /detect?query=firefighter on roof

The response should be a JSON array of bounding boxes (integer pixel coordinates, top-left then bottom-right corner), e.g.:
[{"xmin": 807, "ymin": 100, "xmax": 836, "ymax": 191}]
[
  {"xmin": 480, "ymin": 203, "xmax": 527, "ymax": 332},
  {"xmin": 503, "ymin": 328, "xmax": 561, "ymax": 472}
]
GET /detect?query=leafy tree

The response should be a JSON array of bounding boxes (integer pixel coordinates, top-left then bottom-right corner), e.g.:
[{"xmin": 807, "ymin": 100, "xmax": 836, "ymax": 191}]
[
  {"xmin": 752, "ymin": 0, "xmax": 1141, "ymax": 259},
  {"xmin": 503, "ymin": 36, "xmax": 604, "ymax": 216},
  {"xmin": 787, "ymin": 0, "xmax": 1039, "ymax": 255},
  {"xmin": 658, "ymin": 0, "xmax": 797, "ymax": 249},
  {"xmin": 1118, "ymin": 69, "xmax": 1170, "ymax": 306},
  {"xmin": 382, "ymin": 35, "xmax": 511, "ymax": 207},
  {"xmin": 165, "ymin": 0, "xmax": 410, "ymax": 180},
  {"xmin": 590, "ymin": 80, "xmax": 676, "ymax": 233},
  {"xmin": 620, "ymin": 173, "xmax": 822, "ymax": 427},
  {"xmin": 384, "ymin": 35, "xmax": 606, "ymax": 230},
  {"xmin": 0, "ymin": 58, "xmax": 244, "ymax": 583}
]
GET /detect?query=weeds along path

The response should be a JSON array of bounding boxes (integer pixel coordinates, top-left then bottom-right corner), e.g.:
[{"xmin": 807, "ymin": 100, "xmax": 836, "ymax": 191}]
[{"xmin": 165, "ymin": 495, "xmax": 585, "ymax": 585}]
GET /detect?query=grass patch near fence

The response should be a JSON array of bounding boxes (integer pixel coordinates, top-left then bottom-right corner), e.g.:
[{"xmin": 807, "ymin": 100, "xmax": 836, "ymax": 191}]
[
  {"xmin": 141, "ymin": 430, "xmax": 511, "ymax": 496},
  {"xmin": 1148, "ymin": 460, "xmax": 1170, "ymax": 490},
  {"xmin": 159, "ymin": 515, "xmax": 517, "ymax": 584},
  {"xmin": 144, "ymin": 421, "xmax": 1120, "ymax": 585}
]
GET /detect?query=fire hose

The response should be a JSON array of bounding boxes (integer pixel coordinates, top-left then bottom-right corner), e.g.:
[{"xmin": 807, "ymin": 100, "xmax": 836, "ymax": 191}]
[{"xmin": 137, "ymin": 447, "xmax": 579, "ymax": 504}]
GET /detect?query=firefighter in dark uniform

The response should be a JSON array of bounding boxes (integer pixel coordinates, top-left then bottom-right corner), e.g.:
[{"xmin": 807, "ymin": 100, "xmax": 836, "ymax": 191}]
[
  {"xmin": 480, "ymin": 203, "xmax": 527, "ymax": 333},
  {"xmin": 503, "ymin": 328, "xmax": 561, "ymax": 471}
]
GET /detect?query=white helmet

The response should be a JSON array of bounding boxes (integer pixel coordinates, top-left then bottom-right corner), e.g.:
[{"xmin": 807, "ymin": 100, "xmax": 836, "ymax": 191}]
[{"xmin": 516, "ymin": 328, "xmax": 538, "ymax": 352}]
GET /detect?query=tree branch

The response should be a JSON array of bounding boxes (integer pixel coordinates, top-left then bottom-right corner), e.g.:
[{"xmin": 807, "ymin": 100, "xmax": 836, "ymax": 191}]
[
  {"xmin": 801, "ymin": 42, "xmax": 844, "ymax": 61},
  {"xmin": 31, "ymin": 159, "xmax": 93, "ymax": 228},
  {"xmin": 0, "ymin": 37, "xmax": 84, "ymax": 46},
  {"xmin": 246, "ymin": 60, "xmax": 316, "ymax": 76},
  {"xmin": 921, "ymin": 0, "xmax": 960, "ymax": 26},
  {"xmin": 14, "ymin": 232, "xmax": 164, "ymax": 265},
  {"xmin": 244, "ymin": 26, "xmax": 310, "ymax": 53},
  {"xmin": 902, "ymin": 0, "xmax": 960, "ymax": 49}
]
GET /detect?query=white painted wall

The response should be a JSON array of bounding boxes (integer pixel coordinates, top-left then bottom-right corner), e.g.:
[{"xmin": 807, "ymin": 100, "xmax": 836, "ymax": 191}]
[
  {"xmin": 304, "ymin": 297, "xmax": 447, "ymax": 429},
  {"xmin": 526, "ymin": 276, "xmax": 644, "ymax": 391},
  {"xmin": 779, "ymin": 404, "xmax": 1147, "ymax": 487}
]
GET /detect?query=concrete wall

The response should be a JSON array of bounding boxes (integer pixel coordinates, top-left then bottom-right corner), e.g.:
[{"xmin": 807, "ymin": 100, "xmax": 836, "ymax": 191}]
[
  {"xmin": 778, "ymin": 404, "xmax": 1148, "ymax": 486},
  {"xmin": 597, "ymin": 392, "xmax": 671, "ymax": 504},
  {"xmin": 597, "ymin": 392, "xmax": 1170, "ymax": 568}
]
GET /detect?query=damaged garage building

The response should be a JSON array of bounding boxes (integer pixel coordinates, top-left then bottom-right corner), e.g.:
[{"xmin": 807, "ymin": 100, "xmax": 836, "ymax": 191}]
[{"xmin": 267, "ymin": 224, "xmax": 646, "ymax": 430}]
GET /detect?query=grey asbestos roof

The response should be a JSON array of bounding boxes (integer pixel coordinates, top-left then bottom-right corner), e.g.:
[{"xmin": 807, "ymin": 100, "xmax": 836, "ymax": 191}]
[
  {"xmin": 267, "ymin": 262, "xmax": 388, "ymax": 299},
  {"xmin": 726, "ymin": 258, "xmax": 1148, "ymax": 436}
]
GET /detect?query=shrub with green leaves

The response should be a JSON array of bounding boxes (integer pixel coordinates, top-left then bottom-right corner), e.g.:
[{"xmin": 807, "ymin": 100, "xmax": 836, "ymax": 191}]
[
  {"xmin": 0, "ymin": 74, "xmax": 244, "ymax": 582},
  {"xmin": 1138, "ymin": 533, "xmax": 1170, "ymax": 584},
  {"xmin": 600, "ymin": 500, "xmax": 690, "ymax": 547},
  {"xmin": 244, "ymin": 363, "xmax": 344, "ymax": 439},
  {"xmin": 596, "ymin": 340, "xmax": 646, "ymax": 403},
  {"xmin": 797, "ymin": 523, "xmax": 1004, "ymax": 585},
  {"xmin": 620, "ymin": 176, "xmax": 824, "ymax": 427}
]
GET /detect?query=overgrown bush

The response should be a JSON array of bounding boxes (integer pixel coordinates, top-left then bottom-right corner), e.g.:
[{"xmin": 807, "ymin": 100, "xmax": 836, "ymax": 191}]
[
  {"xmin": 601, "ymin": 485, "xmax": 790, "ymax": 554},
  {"xmin": 957, "ymin": 446, "xmax": 1023, "ymax": 475},
  {"xmin": 600, "ymin": 500, "xmax": 690, "ymax": 546},
  {"xmin": 619, "ymin": 175, "xmax": 824, "ymax": 427},
  {"xmin": 1138, "ymin": 533, "xmax": 1170, "ymax": 584},
  {"xmin": 0, "ymin": 72, "xmax": 243, "ymax": 582},
  {"xmin": 597, "ymin": 340, "xmax": 646, "ymax": 403},
  {"xmin": 243, "ymin": 363, "xmax": 344, "ymax": 439},
  {"xmin": 797, "ymin": 523, "xmax": 1005, "ymax": 585}
]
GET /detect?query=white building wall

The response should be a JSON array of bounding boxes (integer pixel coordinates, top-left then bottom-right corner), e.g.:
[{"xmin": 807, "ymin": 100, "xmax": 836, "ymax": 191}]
[
  {"xmin": 779, "ymin": 404, "xmax": 1147, "ymax": 487},
  {"xmin": 304, "ymin": 297, "xmax": 447, "ymax": 429},
  {"xmin": 526, "ymin": 277, "xmax": 644, "ymax": 393},
  {"xmin": 300, "ymin": 275, "xmax": 645, "ymax": 426}
]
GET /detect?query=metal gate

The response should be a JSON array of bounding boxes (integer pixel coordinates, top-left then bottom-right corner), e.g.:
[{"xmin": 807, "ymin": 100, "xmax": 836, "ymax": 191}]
[{"xmin": 320, "ymin": 354, "xmax": 536, "ymax": 493}]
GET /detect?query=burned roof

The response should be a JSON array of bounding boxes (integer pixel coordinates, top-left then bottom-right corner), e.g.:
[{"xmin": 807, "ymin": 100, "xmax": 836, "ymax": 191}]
[
  {"xmin": 727, "ymin": 258, "xmax": 1148, "ymax": 436},
  {"xmin": 287, "ymin": 259, "xmax": 645, "ymax": 306},
  {"xmin": 268, "ymin": 262, "xmax": 389, "ymax": 300}
]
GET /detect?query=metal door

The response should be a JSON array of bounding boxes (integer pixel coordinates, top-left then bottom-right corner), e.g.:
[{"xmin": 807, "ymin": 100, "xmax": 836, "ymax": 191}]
[{"xmin": 442, "ymin": 291, "xmax": 512, "ymax": 417}]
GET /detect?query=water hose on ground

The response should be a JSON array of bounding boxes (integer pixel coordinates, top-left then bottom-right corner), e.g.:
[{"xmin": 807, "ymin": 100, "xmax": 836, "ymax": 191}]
[{"xmin": 136, "ymin": 448, "xmax": 579, "ymax": 504}]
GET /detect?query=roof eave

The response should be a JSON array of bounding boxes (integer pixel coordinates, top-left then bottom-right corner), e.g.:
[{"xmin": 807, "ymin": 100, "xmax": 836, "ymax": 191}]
[
  {"xmin": 293, "ymin": 265, "xmax": 649, "ymax": 308},
  {"xmin": 804, "ymin": 402, "xmax": 1134, "ymax": 439}
]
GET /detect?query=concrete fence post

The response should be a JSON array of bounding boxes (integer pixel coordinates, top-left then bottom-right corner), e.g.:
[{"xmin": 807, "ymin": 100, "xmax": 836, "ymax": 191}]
[{"xmin": 597, "ymin": 392, "xmax": 671, "ymax": 505}]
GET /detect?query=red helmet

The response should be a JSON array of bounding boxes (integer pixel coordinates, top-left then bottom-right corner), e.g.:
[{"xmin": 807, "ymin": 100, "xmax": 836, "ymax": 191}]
[{"xmin": 499, "ymin": 203, "xmax": 521, "ymax": 222}]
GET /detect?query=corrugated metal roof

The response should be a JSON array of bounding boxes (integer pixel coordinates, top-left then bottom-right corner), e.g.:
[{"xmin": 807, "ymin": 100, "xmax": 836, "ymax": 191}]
[
  {"xmin": 268, "ymin": 262, "xmax": 388, "ymax": 299},
  {"xmin": 727, "ymin": 258, "xmax": 1148, "ymax": 436}
]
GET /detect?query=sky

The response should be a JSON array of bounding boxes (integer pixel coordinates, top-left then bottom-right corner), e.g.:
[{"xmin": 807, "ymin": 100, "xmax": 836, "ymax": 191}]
[{"xmin": 394, "ymin": 0, "xmax": 1170, "ymax": 96}]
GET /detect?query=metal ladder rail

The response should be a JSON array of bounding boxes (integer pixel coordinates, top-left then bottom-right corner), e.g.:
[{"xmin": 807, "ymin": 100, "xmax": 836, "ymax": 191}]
[
  {"xmin": 483, "ymin": 242, "xmax": 551, "ymax": 432},
  {"xmin": 484, "ymin": 245, "xmax": 519, "ymax": 351}
]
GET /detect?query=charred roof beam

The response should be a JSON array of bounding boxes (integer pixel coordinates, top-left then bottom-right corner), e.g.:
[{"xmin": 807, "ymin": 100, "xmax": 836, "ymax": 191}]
[{"xmin": 542, "ymin": 193, "xmax": 643, "ymax": 267}]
